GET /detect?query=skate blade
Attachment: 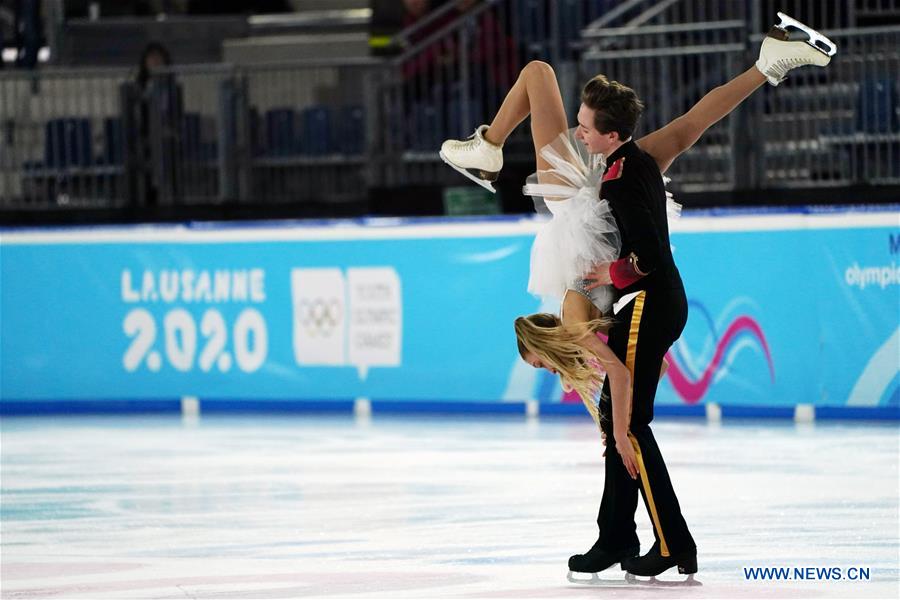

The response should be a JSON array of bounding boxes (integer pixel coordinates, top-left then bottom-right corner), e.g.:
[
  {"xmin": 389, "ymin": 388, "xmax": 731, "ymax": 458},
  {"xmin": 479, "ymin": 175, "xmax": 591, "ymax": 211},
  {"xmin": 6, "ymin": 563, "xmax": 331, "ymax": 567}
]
[
  {"xmin": 775, "ymin": 11, "xmax": 838, "ymax": 57},
  {"xmin": 568, "ymin": 571, "xmax": 702, "ymax": 588},
  {"xmin": 566, "ymin": 571, "xmax": 599, "ymax": 584},
  {"xmin": 625, "ymin": 572, "xmax": 703, "ymax": 587},
  {"xmin": 439, "ymin": 150, "xmax": 497, "ymax": 193},
  {"xmin": 567, "ymin": 571, "xmax": 629, "ymax": 587}
]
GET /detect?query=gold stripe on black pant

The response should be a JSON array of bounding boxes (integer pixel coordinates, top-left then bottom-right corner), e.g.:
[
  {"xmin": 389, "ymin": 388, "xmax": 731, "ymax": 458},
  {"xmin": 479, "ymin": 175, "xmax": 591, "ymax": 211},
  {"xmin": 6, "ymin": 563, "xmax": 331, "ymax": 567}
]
[{"xmin": 595, "ymin": 289, "xmax": 696, "ymax": 557}]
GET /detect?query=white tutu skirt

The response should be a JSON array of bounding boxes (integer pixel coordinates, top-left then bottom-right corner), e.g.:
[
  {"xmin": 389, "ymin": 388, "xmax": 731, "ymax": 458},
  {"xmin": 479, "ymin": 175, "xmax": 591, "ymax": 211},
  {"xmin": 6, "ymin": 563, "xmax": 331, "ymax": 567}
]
[
  {"xmin": 524, "ymin": 128, "xmax": 619, "ymax": 311},
  {"xmin": 523, "ymin": 128, "xmax": 681, "ymax": 314}
]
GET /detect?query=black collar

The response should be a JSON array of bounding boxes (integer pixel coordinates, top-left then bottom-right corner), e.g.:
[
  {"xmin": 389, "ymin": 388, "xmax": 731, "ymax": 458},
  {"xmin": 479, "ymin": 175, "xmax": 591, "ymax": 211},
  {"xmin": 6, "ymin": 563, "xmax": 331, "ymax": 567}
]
[{"xmin": 605, "ymin": 139, "xmax": 635, "ymax": 165}]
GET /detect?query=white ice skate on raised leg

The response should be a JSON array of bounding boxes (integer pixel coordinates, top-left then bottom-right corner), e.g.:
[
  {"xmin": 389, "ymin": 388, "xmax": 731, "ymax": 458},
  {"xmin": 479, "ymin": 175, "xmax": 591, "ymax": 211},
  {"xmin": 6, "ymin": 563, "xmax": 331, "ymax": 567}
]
[
  {"xmin": 775, "ymin": 12, "xmax": 838, "ymax": 56},
  {"xmin": 439, "ymin": 125, "xmax": 503, "ymax": 193},
  {"xmin": 756, "ymin": 12, "xmax": 837, "ymax": 86}
]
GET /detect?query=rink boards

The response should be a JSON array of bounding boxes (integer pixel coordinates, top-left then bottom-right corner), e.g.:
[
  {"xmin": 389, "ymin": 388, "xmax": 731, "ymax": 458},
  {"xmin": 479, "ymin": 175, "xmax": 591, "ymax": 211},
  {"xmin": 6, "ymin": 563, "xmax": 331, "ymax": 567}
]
[{"xmin": 1, "ymin": 207, "xmax": 898, "ymax": 419}]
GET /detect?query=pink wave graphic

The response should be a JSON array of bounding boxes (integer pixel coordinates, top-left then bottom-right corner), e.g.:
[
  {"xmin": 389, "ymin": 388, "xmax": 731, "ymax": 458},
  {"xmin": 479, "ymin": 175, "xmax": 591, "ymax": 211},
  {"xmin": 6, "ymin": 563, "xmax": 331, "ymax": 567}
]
[
  {"xmin": 560, "ymin": 317, "xmax": 773, "ymax": 405},
  {"xmin": 666, "ymin": 316, "xmax": 774, "ymax": 404}
]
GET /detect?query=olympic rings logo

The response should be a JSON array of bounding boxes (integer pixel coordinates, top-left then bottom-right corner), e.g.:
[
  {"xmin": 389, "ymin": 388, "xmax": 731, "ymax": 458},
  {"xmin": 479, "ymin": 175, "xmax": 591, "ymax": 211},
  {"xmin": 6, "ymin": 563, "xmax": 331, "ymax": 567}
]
[{"xmin": 296, "ymin": 298, "xmax": 343, "ymax": 336}]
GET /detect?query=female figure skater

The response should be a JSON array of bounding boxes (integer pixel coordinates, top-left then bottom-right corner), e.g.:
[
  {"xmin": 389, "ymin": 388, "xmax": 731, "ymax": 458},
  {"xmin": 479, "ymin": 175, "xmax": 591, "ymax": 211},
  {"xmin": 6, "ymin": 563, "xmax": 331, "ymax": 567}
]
[{"xmin": 440, "ymin": 13, "xmax": 836, "ymax": 579}]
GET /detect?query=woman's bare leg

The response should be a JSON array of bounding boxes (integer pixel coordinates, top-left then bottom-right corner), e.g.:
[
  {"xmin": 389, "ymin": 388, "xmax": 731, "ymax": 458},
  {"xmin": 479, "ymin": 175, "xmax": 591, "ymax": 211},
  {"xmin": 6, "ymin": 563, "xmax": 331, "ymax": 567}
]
[
  {"xmin": 485, "ymin": 60, "xmax": 568, "ymax": 172},
  {"xmin": 637, "ymin": 66, "xmax": 766, "ymax": 174}
]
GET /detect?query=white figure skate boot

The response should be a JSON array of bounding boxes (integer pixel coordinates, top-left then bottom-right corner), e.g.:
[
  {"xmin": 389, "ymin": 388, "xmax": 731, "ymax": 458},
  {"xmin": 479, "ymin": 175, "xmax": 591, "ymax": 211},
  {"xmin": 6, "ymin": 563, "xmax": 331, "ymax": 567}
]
[
  {"xmin": 439, "ymin": 125, "xmax": 503, "ymax": 193},
  {"xmin": 756, "ymin": 12, "xmax": 837, "ymax": 86}
]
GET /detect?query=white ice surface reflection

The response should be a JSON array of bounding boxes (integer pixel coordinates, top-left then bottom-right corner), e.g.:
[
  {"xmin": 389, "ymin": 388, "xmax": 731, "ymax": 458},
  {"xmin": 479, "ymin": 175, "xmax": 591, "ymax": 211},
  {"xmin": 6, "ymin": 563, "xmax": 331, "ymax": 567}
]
[{"xmin": 1, "ymin": 415, "xmax": 898, "ymax": 599}]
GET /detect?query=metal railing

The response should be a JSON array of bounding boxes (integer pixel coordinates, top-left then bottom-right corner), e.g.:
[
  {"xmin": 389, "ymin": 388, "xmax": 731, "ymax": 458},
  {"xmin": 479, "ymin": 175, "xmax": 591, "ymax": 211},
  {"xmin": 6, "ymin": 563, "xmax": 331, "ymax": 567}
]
[
  {"xmin": 0, "ymin": 67, "xmax": 130, "ymax": 209},
  {"xmin": 375, "ymin": 0, "xmax": 524, "ymax": 188},
  {"xmin": 1, "ymin": 0, "xmax": 898, "ymax": 212},
  {"xmin": 755, "ymin": 26, "xmax": 900, "ymax": 186},
  {"xmin": 584, "ymin": 0, "xmax": 900, "ymax": 35},
  {"xmin": 241, "ymin": 59, "xmax": 380, "ymax": 205},
  {"xmin": 374, "ymin": 0, "xmax": 637, "ymax": 189},
  {"xmin": 381, "ymin": 0, "xmax": 899, "ymax": 192},
  {"xmin": 580, "ymin": 20, "xmax": 748, "ymax": 192},
  {"xmin": 0, "ymin": 59, "xmax": 386, "ymax": 208},
  {"xmin": 580, "ymin": 21, "xmax": 899, "ymax": 189}
]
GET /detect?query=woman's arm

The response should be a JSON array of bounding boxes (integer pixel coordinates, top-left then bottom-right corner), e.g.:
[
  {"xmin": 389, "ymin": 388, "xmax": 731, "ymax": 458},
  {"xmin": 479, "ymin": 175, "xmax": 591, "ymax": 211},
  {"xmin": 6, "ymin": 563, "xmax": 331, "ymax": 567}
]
[
  {"xmin": 560, "ymin": 291, "xmax": 638, "ymax": 477},
  {"xmin": 636, "ymin": 66, "xmax": 766, "ymax": 174},
  {"xmin": 577, "ymin": 334, "xmax": 639, "ymax": 479}
]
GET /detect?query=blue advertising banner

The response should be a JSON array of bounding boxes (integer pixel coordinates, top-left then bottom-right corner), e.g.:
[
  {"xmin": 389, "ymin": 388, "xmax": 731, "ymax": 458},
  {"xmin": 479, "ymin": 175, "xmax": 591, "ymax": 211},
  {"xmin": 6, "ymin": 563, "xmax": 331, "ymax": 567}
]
[
  {"xmin": 660, "ymin": 218, "xmax": 899, "ymax": 410},
  {"xmin": 1, "ymin": 221, "xmax": 540, "ymax": 403},
  {"xmin": 1, "ymin": 210, "xmax": 898, "ymax": 417}
]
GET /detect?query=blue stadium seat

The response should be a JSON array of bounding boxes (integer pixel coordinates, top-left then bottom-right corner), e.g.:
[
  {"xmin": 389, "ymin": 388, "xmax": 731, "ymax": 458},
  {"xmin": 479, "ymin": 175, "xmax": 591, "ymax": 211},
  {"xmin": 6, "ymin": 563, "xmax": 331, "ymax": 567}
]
[
  {"xmin": 446, "ymin": 95, "xmax": 483, "ymax": 140},
  {"xmin": 409, "ymin": 102, "xmax": 442, "ymax": 152},
  {"xmin": 300, "ymin": 105, "xmax": 332, "ymax": 155},
  {"xmin": 265, "ymin": 107, "xmax": 297, "ymax": 156},
  {"xmin": 44, "ymin": 118, "xmax": 92, "ymax": 168},
  {"xmin": 200, "ymin": 141, "xmax": 218, "ymax": 161},
  {"xmin": 102, "ymin": 118, "xmax": 124, "ymax": 166},
  {"xmin": 514, "ymin": 0, "xmax": 549, "ymax": 61},
  {"xmin": 857, "ymin": 79, "xmax": 900, "ymax": 134},
  {"xmin": 336, "ymin": 105, "xmax": 365, "ymax": 155},
  {"xmin": 556, "ymin": 0, "xmax": 586, "ymax": 60}
]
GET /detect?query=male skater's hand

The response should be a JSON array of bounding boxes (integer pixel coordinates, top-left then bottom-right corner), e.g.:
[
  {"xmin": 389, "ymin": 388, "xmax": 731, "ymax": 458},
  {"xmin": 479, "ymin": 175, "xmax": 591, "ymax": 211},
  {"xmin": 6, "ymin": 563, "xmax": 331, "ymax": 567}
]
[
  {"xmin": 614, "ymin": 429, "xmax": 639, "ymax": 480},
  {"xmin": 584, "ymin": 262, "xmax": 612, "ymax": 289}
]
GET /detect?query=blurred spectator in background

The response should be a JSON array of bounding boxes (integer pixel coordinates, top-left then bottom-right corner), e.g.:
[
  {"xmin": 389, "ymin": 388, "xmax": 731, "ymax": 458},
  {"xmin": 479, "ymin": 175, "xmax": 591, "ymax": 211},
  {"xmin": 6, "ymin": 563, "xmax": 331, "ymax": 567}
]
[
  {"xmin": 400, "ymin": 0, "xmax": 517, "ymax": 147},
  {"xmin": 456, "ymin": 0, "xmax": 517, "ymax": 92},
  {"xmin": 132, "ymin": 42, "xmax": 183, "ymax": 205},
  {"xmin": 401, "ymin": 0, "xmax": 515, "ymax": 85},
  {"xmin": 0, "ymin": 5, "xmax": 6, "ymax": 70},
  {"xmin": 403, "ymin": 0, "xmax": 432, "ymax": 22},
  {"xmin": 136, "ymin": 42, "xmax": 172, "ymax": 91},
  {"xmin": 12, "ymin": 0, "xmax": 41, "ymax": 69},
  {"xmin": 401, "ymin": 0, "xmax": 456, "ymax": 81}
]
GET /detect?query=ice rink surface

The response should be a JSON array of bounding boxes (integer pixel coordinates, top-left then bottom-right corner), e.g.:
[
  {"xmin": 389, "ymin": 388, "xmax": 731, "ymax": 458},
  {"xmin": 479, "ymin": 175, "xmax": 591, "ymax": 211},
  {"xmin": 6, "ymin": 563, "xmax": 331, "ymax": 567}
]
[{"xmin": 1, "ymin": 414, "xmax": 898, "ymax": 599}]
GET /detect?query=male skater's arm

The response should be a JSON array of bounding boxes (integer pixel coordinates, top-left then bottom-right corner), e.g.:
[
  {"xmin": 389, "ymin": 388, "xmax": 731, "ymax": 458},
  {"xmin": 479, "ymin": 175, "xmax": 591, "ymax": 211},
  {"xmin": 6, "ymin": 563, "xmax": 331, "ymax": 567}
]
[{"xmin": 585, "ymin": 176, "xmax": 664, "ymax": 291}]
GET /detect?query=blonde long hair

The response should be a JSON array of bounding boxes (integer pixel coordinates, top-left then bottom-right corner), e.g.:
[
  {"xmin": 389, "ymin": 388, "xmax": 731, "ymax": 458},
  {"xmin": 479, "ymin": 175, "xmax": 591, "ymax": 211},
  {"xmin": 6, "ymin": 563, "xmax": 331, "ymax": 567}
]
[{"xmin": 514, "ymin": 313, "xmax": 615, "ymax": 424}]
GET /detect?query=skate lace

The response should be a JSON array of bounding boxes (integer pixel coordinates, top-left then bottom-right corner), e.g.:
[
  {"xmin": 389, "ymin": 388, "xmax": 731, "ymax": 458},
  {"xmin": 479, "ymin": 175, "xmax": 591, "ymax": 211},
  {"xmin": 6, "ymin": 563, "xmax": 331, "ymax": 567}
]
[
  {"xmin": 773, "ymin": 56, "xmax": 813, "ymax": 74},
  {"xmin": 452, "ymin": 133, "xmax": 477, "ymax": 152},
  {"xmin": 451, "ymin": 134, "xmax": 480, "ymax": 152}
]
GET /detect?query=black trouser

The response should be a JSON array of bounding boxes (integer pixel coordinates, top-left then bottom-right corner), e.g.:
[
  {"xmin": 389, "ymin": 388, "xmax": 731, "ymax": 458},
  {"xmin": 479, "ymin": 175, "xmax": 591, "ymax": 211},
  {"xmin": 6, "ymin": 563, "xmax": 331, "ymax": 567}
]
[{"xmin": 596, "ymin": 287, "xmax": 696, "ymax": 557}]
